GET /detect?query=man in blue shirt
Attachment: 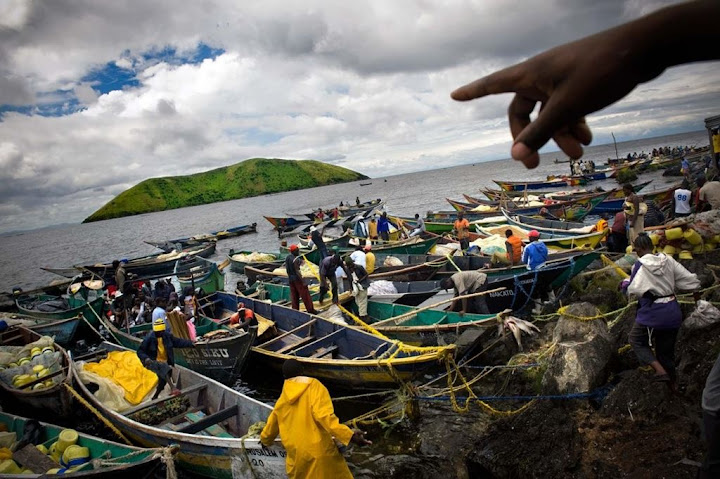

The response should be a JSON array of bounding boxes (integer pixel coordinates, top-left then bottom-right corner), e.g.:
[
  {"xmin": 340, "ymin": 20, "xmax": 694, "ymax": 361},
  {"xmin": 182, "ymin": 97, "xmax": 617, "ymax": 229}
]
[
  {"xmin": 377, "ymin": 212, "xmax": 391, "ymax": 241},
  {"xmin": 522, "ymin": 230, "xmax": 548, "ymax": 270}
]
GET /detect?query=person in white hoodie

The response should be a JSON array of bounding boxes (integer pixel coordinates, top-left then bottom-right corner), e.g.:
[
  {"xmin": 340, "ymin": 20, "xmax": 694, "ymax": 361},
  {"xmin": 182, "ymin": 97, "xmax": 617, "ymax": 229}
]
[{"xmin": 622, "ymin": 233, "xmax": 700, "ymax": 383}]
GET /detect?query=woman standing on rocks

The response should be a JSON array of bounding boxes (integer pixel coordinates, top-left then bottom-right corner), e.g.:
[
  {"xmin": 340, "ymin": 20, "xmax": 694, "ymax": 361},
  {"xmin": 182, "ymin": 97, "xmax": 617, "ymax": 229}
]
[{"xmin": 622, "ymin": 234, "xmax": 700, "ymax": 384}]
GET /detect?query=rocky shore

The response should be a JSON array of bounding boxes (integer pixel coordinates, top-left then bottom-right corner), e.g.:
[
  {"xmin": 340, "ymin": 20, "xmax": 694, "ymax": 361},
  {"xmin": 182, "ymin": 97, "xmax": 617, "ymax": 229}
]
[{"xmin": 348, "ymin": 211, "xmax": 720, "ymax": 479}]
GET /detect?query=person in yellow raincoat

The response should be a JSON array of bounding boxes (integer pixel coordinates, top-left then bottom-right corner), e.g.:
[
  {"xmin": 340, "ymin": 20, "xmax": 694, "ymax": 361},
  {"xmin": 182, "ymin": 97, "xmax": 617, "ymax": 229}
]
[{"xmin": 260, "ymin": 359, "xmax": 371, "ymax": 478}]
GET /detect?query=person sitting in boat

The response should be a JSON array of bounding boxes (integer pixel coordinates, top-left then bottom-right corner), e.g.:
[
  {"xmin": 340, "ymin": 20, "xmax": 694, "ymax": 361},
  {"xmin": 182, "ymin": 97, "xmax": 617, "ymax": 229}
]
[
  {"xmin": 331, "ymin": 207, "xmax": 340, "ymax": 220},
  {"xmin": 261, "ymin": 359, "xmax": 371, "ymax": 479},
  {"xmin": 356, "ymin": 196, "xmax": 361, "ymax": 206},
  {"xmin": 314, "ymin": 208, "xmax": 325, "ymax": 223},
  {"xmin": 138, "ymin": 318, "xmax": 196, "ymax": 399},
  {"xmin": 410, "ymin": 213, "xmax": 426, "ymax": 237},
  {"xmin": 440, "ymin": 271, "xmax": 490, "ymax": 315},
  {"xmin": 364, "ymin": 244, "xmax": 375, "ymax": 274},
  {"xmin": 538, "ymin": 207, "xmax": 560, "ymax": 221},
  {"xmin": 607, "ymin": 211, "xmax": 629, "ymax": 253},
  {"xmin": 491, "ymin": 229, "xmax": 523, "ymax": 267},
  {"xmin": 229, "ymin": 302, "xmax": 258, "ymax": 331}
]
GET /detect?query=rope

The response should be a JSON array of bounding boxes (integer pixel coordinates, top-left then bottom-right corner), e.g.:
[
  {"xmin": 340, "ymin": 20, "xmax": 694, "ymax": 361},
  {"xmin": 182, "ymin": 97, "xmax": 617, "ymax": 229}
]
[
  {"xmin": 156, "ymin": 447, "xmax": 178, "ymax": 479},
  {"xmin": 63, "ymin": 383, "xmax": 133, "ymax": 445}
]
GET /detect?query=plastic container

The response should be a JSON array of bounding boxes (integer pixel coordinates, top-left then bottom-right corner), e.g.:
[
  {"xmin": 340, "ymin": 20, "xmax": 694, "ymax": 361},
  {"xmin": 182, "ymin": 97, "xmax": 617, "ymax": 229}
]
[
  {"xmin": 693, "ymin": 244, "xmax": 704, "ymax": 254},
  {"xmin": 57, "ymin": 429, "xmax": 78, "ymax": 454},
  {"xmin": 0, "ymin": 460, "xmax": 22, "ymax": 474},
  {"xmin": 684, "ymin": 229, "xmax": 703, "ymax": 245},
  {"xmin": 650, "ymin": 234, "xmax": 660, "ymax": 246},
  {"xmin": 665, "ymin": 227, "xmax": 684, "ymax": 241},
  {"xmin": 705, "ymin": 243, "xmax": 716, "ymax": 252},
  {"xmin": 626, "ymin": 245, "xmax": 633, "ymax": 254},
  {"xmin": 663, "ymin": 245, "xmax": 677, "ymax": 255},
  {"xmin": 679, "ymin": 250, "xmax": 693, "ymax": 260},
  {"xmin": 61, "ymin": 445, "xmax": 90, "ymax": 468}
]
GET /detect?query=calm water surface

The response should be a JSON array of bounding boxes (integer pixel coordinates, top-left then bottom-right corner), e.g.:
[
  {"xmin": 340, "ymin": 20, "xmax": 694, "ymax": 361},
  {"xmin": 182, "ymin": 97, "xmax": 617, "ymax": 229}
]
[{"xmin": 0, "ymin": 130, "xmax": 708, "ymax": 293}]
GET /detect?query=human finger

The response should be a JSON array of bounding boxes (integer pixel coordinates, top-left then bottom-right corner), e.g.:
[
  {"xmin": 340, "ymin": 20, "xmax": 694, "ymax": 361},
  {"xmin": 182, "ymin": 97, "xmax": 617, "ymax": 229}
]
[
  {"xmin": 552, "ymin": 130, "xmax": 584, "ymax": 160},
  {"xmin": 514, "ymin": 94, "xmax": 576, "ymax": 164},
  {"xmin": 451, "ymin": 64, "xmax": 526, "ymax": 101},
  {"xmin": 569, "ymin": 118, "xmax": 592, "ymax": 145},
  {"xmin": 508, "ymin": 94, "xmax": 535, "ymax": 140}
]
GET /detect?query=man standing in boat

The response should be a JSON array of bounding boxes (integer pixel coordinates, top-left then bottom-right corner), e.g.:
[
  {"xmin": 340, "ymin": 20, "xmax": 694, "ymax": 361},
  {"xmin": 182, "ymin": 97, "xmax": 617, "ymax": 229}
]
[
  {"xmin": 285, "ymin": 244, "xmax": 318, "ymax": 314},
  {"xmin": 344, "ymin": 257, "xmax": 369, "ymax": 321},
  {"xmin": 453, "ymin": 211, "xmax": 470, "ymax": 250},
  {"xmin": 368, "ymin": 217, "xmax": 379, "ymax": 240},
  {"xmin": 318, "ymin": 249, "xmax": 347, "ymax": 305},
  {"xmin": 261, "ymin": 359, "xmax": 371, "ymax": 478},
  {"xmin": 138, "ymin": 318, "xmax": 196, "ymax": 399},
  {"xmin": 409, "ymin": 213, "xmax": 426, "ymax": 237},
  {"xmin": 377, "ymin": 212, "xmax": 391, "ymax": 241},
  {"xmin": 309, "ymin": 226, "xmax": 329, "ymax": 260}
]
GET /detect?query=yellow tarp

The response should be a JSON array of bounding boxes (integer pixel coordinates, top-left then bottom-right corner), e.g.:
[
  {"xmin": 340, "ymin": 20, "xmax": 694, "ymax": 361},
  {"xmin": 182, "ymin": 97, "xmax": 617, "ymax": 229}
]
[{"xmin": 83, "ymin": 351, "xmax": 157, "ymax": 405}]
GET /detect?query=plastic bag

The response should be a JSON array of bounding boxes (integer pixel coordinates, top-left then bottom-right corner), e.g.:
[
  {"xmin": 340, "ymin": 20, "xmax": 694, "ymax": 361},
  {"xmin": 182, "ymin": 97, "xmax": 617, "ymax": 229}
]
[{"xmin": 684, "ymin": 300, "xmax": 720, "ymax": 329}]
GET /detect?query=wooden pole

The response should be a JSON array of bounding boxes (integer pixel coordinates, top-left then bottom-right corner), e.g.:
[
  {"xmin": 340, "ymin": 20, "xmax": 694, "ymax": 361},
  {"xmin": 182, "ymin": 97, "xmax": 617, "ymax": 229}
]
[{"xmin": 372, "ymin": 287, "xmax": 507, "ymax": 327}]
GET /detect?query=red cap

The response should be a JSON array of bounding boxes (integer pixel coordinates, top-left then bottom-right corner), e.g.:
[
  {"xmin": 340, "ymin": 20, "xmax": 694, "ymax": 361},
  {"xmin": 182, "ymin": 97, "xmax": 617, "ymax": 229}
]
[
  {"xmin": 528, "ymin": 230, "xmax": 540, "ymax": 238},
  {"xmin": 290, "ymin": 244, "xmax": 299, "ymax": 252}
]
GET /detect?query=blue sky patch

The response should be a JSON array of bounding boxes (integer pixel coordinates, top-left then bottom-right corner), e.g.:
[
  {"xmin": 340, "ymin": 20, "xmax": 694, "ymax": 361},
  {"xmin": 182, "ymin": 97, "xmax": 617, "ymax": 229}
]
[{"xmin": 0, "ymin": 42, "xmax": 224, "ymax": 121}]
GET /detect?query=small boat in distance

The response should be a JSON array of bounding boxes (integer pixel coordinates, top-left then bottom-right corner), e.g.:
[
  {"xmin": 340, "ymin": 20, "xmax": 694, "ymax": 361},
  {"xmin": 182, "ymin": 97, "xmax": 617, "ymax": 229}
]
[{"xmin": 360, "ymin": 182, "xmax": 373, "ymax": 186}]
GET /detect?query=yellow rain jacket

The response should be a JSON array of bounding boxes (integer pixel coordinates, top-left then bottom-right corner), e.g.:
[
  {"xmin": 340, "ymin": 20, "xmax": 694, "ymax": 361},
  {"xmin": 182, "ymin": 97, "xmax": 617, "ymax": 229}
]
[{"xmin": 260, "ymin": 376, "xmax": 354, "ymax": 479}]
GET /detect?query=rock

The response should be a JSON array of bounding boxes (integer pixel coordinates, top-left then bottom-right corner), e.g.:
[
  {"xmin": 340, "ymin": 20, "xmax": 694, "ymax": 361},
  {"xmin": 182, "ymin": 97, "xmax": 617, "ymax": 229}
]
[
  {"xmin": 678, "ymin": 259, "xmax": 715, "ymax": 289},
  {"xmin": 542, "ymin": 303, "xmax": 612, "ymax": 395},
  {"xmin": 467, "ymin": 401, "xmax": 584, "ymax": 478}
]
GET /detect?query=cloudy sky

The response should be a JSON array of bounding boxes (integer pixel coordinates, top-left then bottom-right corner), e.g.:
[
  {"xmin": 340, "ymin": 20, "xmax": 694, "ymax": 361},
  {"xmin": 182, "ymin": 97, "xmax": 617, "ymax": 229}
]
[{"xmin": 0, "ymin": 0, "xmax": 718, "ymax": 233}]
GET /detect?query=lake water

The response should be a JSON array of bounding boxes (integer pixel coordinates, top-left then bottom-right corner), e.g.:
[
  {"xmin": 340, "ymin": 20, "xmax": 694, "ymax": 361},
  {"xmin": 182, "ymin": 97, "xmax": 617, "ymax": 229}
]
[{"xmin": 0, "ymin": 129, "xmax": 709, "ymax": 293}]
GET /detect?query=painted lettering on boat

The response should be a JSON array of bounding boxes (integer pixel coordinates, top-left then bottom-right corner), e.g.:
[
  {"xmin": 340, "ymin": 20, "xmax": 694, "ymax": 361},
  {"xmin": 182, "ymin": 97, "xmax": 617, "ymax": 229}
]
[{"xmin": 183, "ymin": 348, "xmax": 230, "ymax": 359}]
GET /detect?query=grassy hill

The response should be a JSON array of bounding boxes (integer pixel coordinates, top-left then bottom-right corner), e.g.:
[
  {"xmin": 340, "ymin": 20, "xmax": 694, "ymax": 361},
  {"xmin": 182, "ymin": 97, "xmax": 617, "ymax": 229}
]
[{"xmin": 83, "ymin": 158, "xmax": 369, "ymax": 222}]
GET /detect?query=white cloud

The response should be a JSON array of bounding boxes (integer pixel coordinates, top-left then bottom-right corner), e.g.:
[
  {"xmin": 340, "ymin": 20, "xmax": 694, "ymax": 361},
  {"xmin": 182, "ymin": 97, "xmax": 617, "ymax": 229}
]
[{"xmin": 0, "ymin": 0, "xmax": 718, "ymax": 233}]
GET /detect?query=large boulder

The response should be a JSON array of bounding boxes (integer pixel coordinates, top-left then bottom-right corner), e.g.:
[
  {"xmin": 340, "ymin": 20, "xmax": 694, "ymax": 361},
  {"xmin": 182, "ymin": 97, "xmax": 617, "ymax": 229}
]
[{"xmin": 542, "ymin": 303, "xmax": 613, "ymax": 395}]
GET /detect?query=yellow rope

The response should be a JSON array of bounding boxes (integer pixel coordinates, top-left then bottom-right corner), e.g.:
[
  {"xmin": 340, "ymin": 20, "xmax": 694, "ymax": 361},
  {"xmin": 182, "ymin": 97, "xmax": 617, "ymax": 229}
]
[{"xmin": 64, "ymin": 383, "xmax": 133, "ymax": 445}]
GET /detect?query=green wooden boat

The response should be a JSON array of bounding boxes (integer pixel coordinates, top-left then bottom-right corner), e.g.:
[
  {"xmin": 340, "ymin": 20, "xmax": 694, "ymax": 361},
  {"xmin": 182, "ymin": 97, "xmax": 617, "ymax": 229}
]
[
  {"xmin": 97, "ymin": 314, "xmax": 255, "ymax": 385},
  {"xmin": 175, "ymin": 256, "xmax": 226, "ymax": 295},
  {"xmin": 227, "ymin": 250, "xmax": 285, "ymax": 274},
  {"xmin": 0, "ymin": 411, "xmax": 166, "ymax": 477},
  {"xmin": 15, "ymin": 293, "xmax": 105, "ymax": 326},
  {"xmin": 72, "ymin": 342, "xmax": 286, "ymax": 479},
  {"xmin": 28, "ymin": 317, "xmax": 81, "ymax": 347},
  {"xmin": 289, "ymin": 236, "xmax": 439, "ymax": 265}
]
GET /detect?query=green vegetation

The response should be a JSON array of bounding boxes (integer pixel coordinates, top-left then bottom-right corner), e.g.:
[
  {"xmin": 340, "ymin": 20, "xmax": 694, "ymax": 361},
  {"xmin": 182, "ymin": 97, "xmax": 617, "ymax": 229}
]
[{"xmin": 83, "ymin": 158, "xmax": 369, "ymax": 222}]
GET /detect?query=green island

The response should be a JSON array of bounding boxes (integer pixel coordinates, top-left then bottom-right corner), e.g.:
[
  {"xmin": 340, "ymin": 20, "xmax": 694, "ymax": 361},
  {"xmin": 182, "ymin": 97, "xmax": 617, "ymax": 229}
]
[{"xmin": 83, "ymin": 158, "xmax": 369, "ymax": 222}]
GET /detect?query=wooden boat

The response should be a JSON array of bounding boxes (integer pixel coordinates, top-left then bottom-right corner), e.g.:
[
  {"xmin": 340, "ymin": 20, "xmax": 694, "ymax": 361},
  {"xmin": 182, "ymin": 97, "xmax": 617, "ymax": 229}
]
[
  {"xmin": 28, "ymin": 317, "xmax": 81, "ymax": 347},
  {"xmin": 0, "ymin": 411, "xmax": 167, "ymax": 477},
  {"xmin": 292, "ymin": 199, "xmax": 385, "ymax": 221},
  {"xmin": 476, "ymin": 224, "xmax": 606, "ymax": 250},
  {"xmin": 174, "ymin": 256, "xmax": 226, "ymax": 295},
  {"xmin": 227, "ymin": 250, "xmax": 285, "ymax": 274},
  {"xmin": 72, "ymin": 342, "xmax": 286, "ymax": 479},
  {"xmin": 199, "ymin": 292, "xmax": 454, "ymax": 389},
  {"xmin": 42, "ymin": 242, "xmax": 216, "ymax": 282},
  {"xmin": 146, "ymin": 223, "xmax": 257, "ymax": 251},
  {"xmin": 15, "ymin": 293, "xmax": 105, "ymax": 325},
  {"xmin": 503, "ymin": 211, "xmax": 589, "ymax": 234},
  {"xmin": 291, "ymin": 236, "xmax": 439, "ymax": 265},
  {"xmin": 277, "ymin": 218, "xmax": 342, "ymax": 237},
  {"xmin": 494, "ymin": 177, "xmax": 589, "ymax": 191},
  {"xmin": 476, "ymin": 180, "xmax": 653, "ymax": 202},
  {"xmin": 0, "ymin": 326, "xmax": 73, "ymax": 416},
  {"xmin": 370, "ymin": 251, "xmax": 600, "ymax": 287},
  {"xmin": 360, "ymin": 182, "xmax": 373, "ymax": 186},
  {"xmin": 244, "ymin": 256, "xmax": 448, "ymax": 285},
  {"xmin": 97, "ymin": 313, "xmax": 255, "ymax": 386}
]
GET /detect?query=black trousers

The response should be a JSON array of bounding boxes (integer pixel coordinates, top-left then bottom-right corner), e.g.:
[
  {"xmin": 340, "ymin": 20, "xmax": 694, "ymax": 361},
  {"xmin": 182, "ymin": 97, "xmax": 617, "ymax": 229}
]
[{"xmin": 628, "ymin": 322, "xmax": 678, "ymax": 379}]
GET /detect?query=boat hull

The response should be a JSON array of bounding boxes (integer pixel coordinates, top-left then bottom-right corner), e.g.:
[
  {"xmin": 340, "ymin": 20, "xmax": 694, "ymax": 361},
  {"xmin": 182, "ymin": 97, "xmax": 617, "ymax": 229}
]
[{"xmin": 15, "ymin": 295, "xmax": 105, "ymax": 326}]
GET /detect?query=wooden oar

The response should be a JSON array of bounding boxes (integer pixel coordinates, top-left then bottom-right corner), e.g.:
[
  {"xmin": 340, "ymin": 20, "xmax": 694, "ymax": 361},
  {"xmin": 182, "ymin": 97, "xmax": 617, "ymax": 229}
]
[{"xmin": 371, "ymin": 287, "xmax": 507, "ymax": 327}]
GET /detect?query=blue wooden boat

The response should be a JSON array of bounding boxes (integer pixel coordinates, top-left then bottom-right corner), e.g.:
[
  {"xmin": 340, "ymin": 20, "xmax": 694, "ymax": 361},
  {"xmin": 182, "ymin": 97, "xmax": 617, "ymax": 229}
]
[
  {"xmin": 0, "ymin": 411, "xmax": 167, "ymax": 477},
  {"xmin": 199, "ymin": 291, "xmax": 454, "ymax": 390},
  {"xmin": 72, "ymin": 342, "xmax": 286, "ymax": 479}
]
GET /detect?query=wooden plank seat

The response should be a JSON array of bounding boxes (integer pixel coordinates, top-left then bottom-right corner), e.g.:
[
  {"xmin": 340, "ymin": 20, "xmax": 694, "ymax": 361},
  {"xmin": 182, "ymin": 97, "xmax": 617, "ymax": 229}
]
[
  {"xmin": 310, "ymin": 345, "xmax": 338, "ymax": 358},
  {"xmin": 177, "ymin": 407, "xmax": 238, "ymax": 437},
  {"xmin": 122, "ymin": 383, "xmax": 207, "ymax": 416},
  {"xmin": 257, "ymin": 319, "xmax": 318, "ymax": 348},
  {"xmin": 275, "ymin": 336, "xmax": 316, "ymax": 355},
  {"xmin": 291, "ymin": 329, "xmax": 344, "ymax": 356}
]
